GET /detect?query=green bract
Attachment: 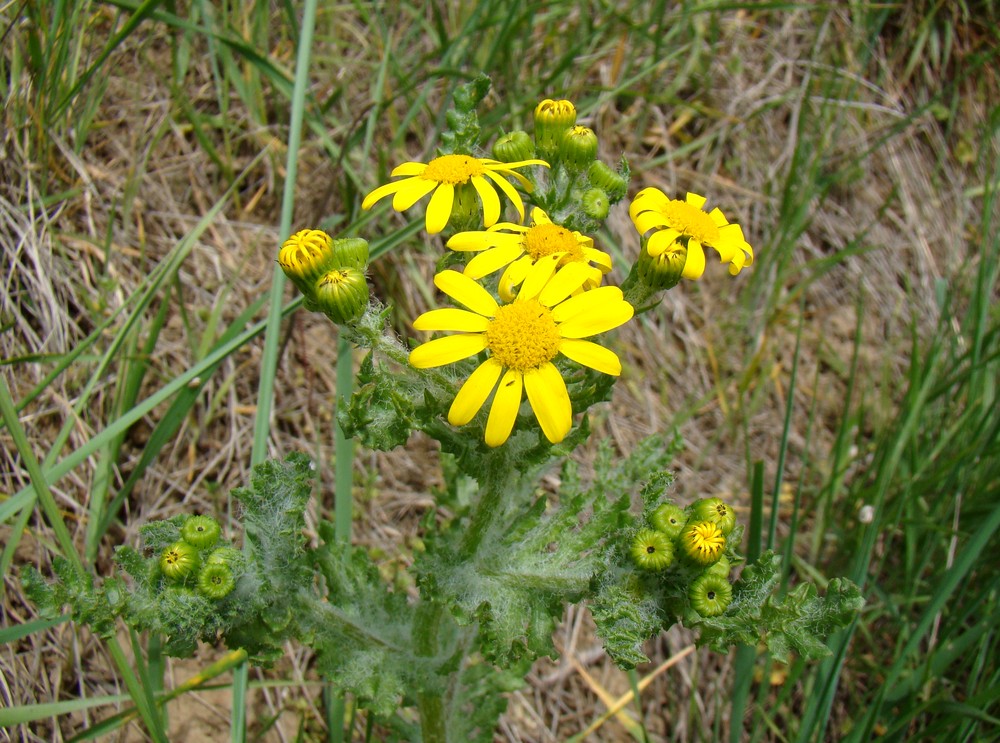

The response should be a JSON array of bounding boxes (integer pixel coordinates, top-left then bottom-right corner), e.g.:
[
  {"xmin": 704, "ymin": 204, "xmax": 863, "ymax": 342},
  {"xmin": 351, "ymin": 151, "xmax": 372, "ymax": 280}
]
[
  {"xmin": 629, "ymin": 528, "xmax": 674, "ymax": 571},
  {"xmin": 160, "ymin": 541, "xmax": 199, "ymax": 581},
  {"xmin": 650, "ymin": 502, "xmax": 687, "ymax": 539},
  {"xmin": 691, "ymin": 497, "xmax": 737, "ymax": 535},
  {"xmin": 689, "ymin": 573, "xmax": 733, "ymax": 617},
  {"xmin": 197, "ymin": 563, "xmax": 236, "ymax": 599}
]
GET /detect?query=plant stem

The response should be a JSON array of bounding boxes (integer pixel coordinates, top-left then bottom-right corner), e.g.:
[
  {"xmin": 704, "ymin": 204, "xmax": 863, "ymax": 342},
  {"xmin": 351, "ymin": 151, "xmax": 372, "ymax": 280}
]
[{"xmin": 414, "ymin": 600, "xmax": 446, "ymax": 743}]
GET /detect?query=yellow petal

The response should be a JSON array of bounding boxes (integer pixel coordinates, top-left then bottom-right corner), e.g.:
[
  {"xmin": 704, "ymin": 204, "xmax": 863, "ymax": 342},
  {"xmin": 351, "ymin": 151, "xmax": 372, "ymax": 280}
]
[
  {"xmin": 409, "ymin": 334, "xmax": 487, "ymax": 368},
  {"xmin": 448, "ymin": 358, "xmax": 503, "ymax": 426},
  {"xmin": 530, "ymin": 207, "xmax": 551, "ymax": 225},
  {"xmin": 538, "ymin": 262, "xmax": 591, "ymax": 307},
  {"xmin": 524, "ymin": 362, "xmax": 572, "ymax": 443},
  {"xmin": 425, "ymin": 183, "xmax": 455, "ymax": 234},
  {"xmin": 559, "ymin": 339, "xmax": 622, "ymax": 375},
  {"xmin": 556, "ymin": 297, "xmax": 634, "ymax": 339},
  {"xmin": 392, "ymin": 177, "xmax": 438, "ymax": 211},
  {"xmin": 708, "ymin": 206, "xmax": 730, "ymax": 227},
  {"xmin": 629, "ymin": 188, "xmax": 667, "ymax": 219},
  {"xmin": 391, "ymin": 161, "xmax": 429, "ymax": 176},
  {"xmin": 551, "ymin": 285, "xmax": 626, "ymax": 323},
  {"xmin": 685, "ymin": 192, "xmax": 707, "ymax": 209},
  {"xmin": 471, "ymin": 176, "xmax": 501, "ymax": 227},
  {"xmin": 448, "ymin": 230, "xmax": 521, "ymax": 252},
  {"xmin": 413, "ymin": 308, "xmax": 491, "ymax": 332},
  {"xmin": 362, "ymin": 180, "xmax": 405, "ymax": 210},
  {"xmin": 483, "ymin": 170, "xmax": 526, "ymax": 223},
  {"xmin": 485, "ymin": 370, "xmax": 523, "ymax": 447},
  {"xmin": 464, "ymin": 244, "xmax": 525, "ymax": 279},
  {"xmin": 646, "ymin": 229, "xmax": 682, "ymax": 258},
  {"xmin": 498, "ymin": 257, "xmax": 532, "ymax": 302},
  {"xmin": 517, "ymin": 253, "xmax": 560, "ymax": 301},
  {"xmin": 434, "ymin": 270, "xmax": 498, "ymax": 316},
  {"xmin": 583, "ymin": 247, "xmax": 613, "ymax": 272},
  {"xmin": 634, "ymin": 211, "xmax": 670, "ymax": 235},
  {"xmin": 682, "ymin": 240, "xmax": 706, "ymax": 279}
]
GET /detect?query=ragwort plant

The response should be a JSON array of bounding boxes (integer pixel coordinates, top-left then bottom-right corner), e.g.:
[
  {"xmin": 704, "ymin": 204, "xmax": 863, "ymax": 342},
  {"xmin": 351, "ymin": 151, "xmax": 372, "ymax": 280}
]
[{"xmin": 25, "ymin": 77, "xmax": 863, "ymax": 742}]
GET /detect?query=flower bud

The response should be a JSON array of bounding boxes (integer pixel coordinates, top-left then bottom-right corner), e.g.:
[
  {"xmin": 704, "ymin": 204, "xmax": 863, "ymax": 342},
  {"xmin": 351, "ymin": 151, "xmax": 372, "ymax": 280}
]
[
  {"xmin": 160, "ymin": 541, "xmax": 199, "ymax": 581},
  {"xmin": 278, "ymin": 229, "xmax": 338, "ymax": 296},
  {"xmin": 197, "ymin": 562, "xmax": 236, "ymax": 599},
  {"xmin": 588, "ymin": 160, "xmax": 628, "ymax": 201},
  {"xmin": 558, "ymin": 125, "xmax": 598, "ymax": 171},
  {"xmin": 332, "ymin": 237, "xmax": 369, "ymax": 270},
  {"xmin": 493, "ymin": 130, "xmax": 535, "ymax": 163},
  {"xmin": 314, "ymin": 268, "xmax": 369, "ymax": 325},
  {"xmin": 206, "ymin": 546, "xmax": 242, "ymax": 566},
  {"xmin": 636, "ymin": 240, "xmax": 686, "ymax": 293},
  {"xmin": 630, "ymin": 528, "xmax": 675, "ymax": 571},
  {"xmin": 181, "ymin": 515, "xmax": 221, "ymax": 549},
  {"xmin": 691, "ymin": 497, "xmax": 737, "ymax": 535},
  {"xmin": 689, "ymin": 572, "xmax": 733, "ymax": 616},
  {"xmin": 649, "ymin": 502, "xmax": 687, "ymax": 540},
  {"xmin": 679, "ymin": 520, "xmax": 726, "ymax": 566},
  {"xmin": 706, "ymin": 555, "xmax": 732, "ymax": 578},
  {"xmin": 447, "ymin": 183, "xmax": 483, "ymax": 233},
  {"xmin": 534, "ymin": 98, "xmax": 577, "ymax": 162},
  {"xmin": 581, "ymin": 188, "xmax": 610, "ymax": 221}
]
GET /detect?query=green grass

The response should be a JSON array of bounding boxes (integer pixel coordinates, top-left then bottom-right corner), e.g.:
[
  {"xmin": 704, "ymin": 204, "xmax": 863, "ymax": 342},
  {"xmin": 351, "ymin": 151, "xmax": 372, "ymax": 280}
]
[{"xmin": 2, "ymin": 0, "xmax": 998, "ymax": 740}]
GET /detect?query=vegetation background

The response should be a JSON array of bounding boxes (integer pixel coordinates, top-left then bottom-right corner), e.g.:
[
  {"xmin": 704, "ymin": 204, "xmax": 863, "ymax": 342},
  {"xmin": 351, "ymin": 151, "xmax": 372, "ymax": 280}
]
[{"xmin": 1, "ymin": 0, "xmax": 998, "ymax": 740}]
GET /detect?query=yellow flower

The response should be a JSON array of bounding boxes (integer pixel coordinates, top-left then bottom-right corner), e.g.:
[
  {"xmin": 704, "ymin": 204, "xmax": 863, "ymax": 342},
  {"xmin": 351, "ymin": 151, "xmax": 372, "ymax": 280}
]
[
  {"xmin": 409, "ymin": 262, "xmax": 634, "ymax": 447},
  {"xmin": 361, "ymin": 154, "xmax": 548, "ymax": 234},
  {"xmin": 629, "ymin": 189, "xmax": 753, "ymax": 279},
  {"xmin": 447, "ymin": 207, "xmax": 613, "ymax": 302}
]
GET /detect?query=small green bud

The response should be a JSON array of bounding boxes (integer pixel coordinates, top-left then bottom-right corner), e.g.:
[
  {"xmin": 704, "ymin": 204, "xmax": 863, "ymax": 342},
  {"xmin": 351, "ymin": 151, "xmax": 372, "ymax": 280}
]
[
  {"xmin": 314, "ymin": 268, "xmax": 369, "ymax": 325},
  {"xmin": 588, "ymin": 160, "xmax": 628, "ymax": 201},
  {"xmin": 534, "ymin": 98, "xmax": 577, "ymax": 162},
  {"xmin": 689, "ymin": 572, "xmax": 733, "ymax": 617},
  {"xmin": 278, "ymin": 229, "xmax": 338, "ymax": 296},
  {"xmin": 493, "ymin": 131, "xmax": 535, "ymax": 163},
  {"xmin": 558, "ymin": 125, "xmax": 598, "ymax": 171},
  {"xmin": 691, "ymin": 498, "xmax": 737, "ymax": 535},
  {"xmin": 636, "ymin": 239, "xmax": 686, "ymax": 293},
  {"xmin": 649, "ymin": 502, "xmax": 687, "ymax": 540},
  {"xmin": 206, "ymin": 546, "xmax": 242, "ymax": 566},
  {"xmin": 581, "ymin": 188, "xmax": 610, "ymax": 221},
  {"xmin": 679, "ymin": 520, "xmax": 726, "ymax": 566},
  {"xmin": 629, "ymin": 528, "xmax": 675, "ymax": 571},
  {"xmin": 180, "ymin": 515, "xmax": 221, "ymax": 549},
  {"xmin": 197, "ymin": 563, "xmax": 236, "ymax": 599},
  {"xmin": 706, "ymin": 555, "xmax": 732, "ymax": 578},
  {"xmin": 447, "ymin": 183, "xmax": 483, "ymax": 233},
  {"xmin": 331, "ymin": 237, "xmax": 369, "ymax": 270},
  {"xmin": 160, "ymin": 541, "xmax": 199, "ymax": 581}
]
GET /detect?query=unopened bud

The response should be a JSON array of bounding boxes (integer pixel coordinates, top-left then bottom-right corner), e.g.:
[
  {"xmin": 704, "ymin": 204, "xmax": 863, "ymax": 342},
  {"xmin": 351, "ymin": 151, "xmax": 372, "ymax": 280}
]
[
  {"xmin": 558, "ymin": 126, "xmax": 598, "ymax": 170},
  {"xmin": 588, "ymin": 160, "xmax": 628, "ymax": 202},
  {"xmin": 636, "ymin": 240, "xmax": 687, "ymax": 292},
  {"xmin": 534, "ymin": 98, "xmax": 577, "ymax": 162},
  {"xmin": 314, "ymin": 268, "xmax": 369, "ymax": 325},
  {"xmin": 331, "ymin": 237, "xmax": 369, "ymax": 270},
  {"xmin": 278, "ymin": 229, "xmax": 339, "ymax": 296},
  {"xmin": 581, "ymin": 188, "xmax": 610, "ymax": 221},
  {"xmin": 493, "ymin": 130, "xmax": 535, "ymax": 163}
]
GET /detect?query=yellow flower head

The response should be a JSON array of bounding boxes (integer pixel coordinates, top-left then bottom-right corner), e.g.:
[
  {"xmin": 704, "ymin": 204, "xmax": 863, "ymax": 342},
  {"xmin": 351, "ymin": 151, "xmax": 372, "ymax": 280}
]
[
  {"xmin": 447, "ymin": 207, "xmax": 613, "ymax": 302},
  {"xmin": 629, "ymin": 189, "xmax": 754, "ymax": 279},
  {"xmin": 362, "ymin": 154, "xmax": 548, "ymax": 234},
  {"xmin": 408, "ymin": 262, "xmax": 634, "ymax": 447}
]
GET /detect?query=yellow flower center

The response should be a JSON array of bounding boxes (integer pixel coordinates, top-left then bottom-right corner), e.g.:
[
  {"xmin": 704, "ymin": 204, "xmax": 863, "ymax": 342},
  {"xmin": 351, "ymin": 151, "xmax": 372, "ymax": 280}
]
[
  {"xmin": 421, "ymin": 154, "xmax": 485, "ymax": 185},
  {"xmin": 686, "ymin": 522, "xmax": 725, "ymax": 559},
  {"xmin": 522, "ymin": 223, "xmax": 585, "ymax": 263},
  {"xmin": 661, "ymin": 199, "xmax": 720, "ymax": 244},
  {"xmin": 484, "ymin": 298, "xmax": 561, "ymax": 371}
]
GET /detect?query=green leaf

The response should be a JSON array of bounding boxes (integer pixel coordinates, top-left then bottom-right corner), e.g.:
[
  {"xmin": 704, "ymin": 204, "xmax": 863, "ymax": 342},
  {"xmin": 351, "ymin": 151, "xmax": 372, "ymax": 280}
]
[
  {"xmin": 339, "ymin": 350, "xmax": 417, "ymax": 451},
  {"xmin": 444, "ymin": 656, "xmax": 528, "ymax": 743}
]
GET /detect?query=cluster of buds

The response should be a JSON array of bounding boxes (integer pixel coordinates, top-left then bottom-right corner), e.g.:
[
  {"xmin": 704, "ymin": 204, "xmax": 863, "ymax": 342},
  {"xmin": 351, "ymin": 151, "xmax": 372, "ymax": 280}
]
[
  {"xmin": 491, "ymin": 99, "xmax": 629, "ymax": 227},
  {"xmin": 629, "ymin": 497, "xmax": 739, "ymax": 617},
  {"xmin": 277, "ymin": 229, "xmax": 370, "ymax": 325},
  {"xmin": 157, "ymin": 515, "xmax": 241, "ymax": 600}
]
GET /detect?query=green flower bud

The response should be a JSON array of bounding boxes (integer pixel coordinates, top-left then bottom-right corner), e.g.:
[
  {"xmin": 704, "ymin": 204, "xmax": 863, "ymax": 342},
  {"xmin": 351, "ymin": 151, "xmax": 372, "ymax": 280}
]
[
  {"xmin": 581, "ymin": 188, "xmax": 610, "ymax": 221},
  {"xmin": 691, "ymin": 498, "xmax": 737, "ymax": 535},
  {"xmin": 636, "ymin": 239, "xmax": 686, "ymax": 293},
  {"xmin": 689, "ymin": 573, "xmax": 733, "ymax": 617},
  {"xmin": 629, "ymin": 528, "xmax": 675, "ymax": 572},
  {"xmin": 331, "ymin": 237, "xmax": 369, "ymax": 270},
  {"xmin": 446, "ymin": 183, "xmax": 483, "ymax": 233},
  {"xmin": 558, "ymin": 125, "xmax": 598, "ymax": 171},
  {"xmin": 493, "ymin": 130, "xmax": 535, "ymax": 163},
  {"xmin": 706, "ymin": 555, "xmax": 732, "ymax": 578},
  {"xmin": 588, "ymin": 160, "xmax": 628, "ymax": 202},
  {"xmin": 649, "ymin": 502, "xmax": 687, "ymax": 540},
  {"xmin": 314, "ymin": 268, "xmax": 369, "ymax": 325},
  {"xmin": 160, "ymin": 541, "xmax": 199, "ymax": 581},
  {"xmin": 277, "ymin": 229, "xmax": 338, "ymax": 297},
  {"xmin": 206, "ymin": 546, "xmax": 242, "ymax": 566},
  {"xmin": 534, "ymin": 98, "xmax": 577, "ymax": 162},
  {"xmin": 197, "ymin": 562, "xmax": 235, "ymax": 599},
  {"xmin": 679, "ymin": 520, "xmax": 726, "ymax": 566},
  {"xmin": 180, "ymin": 515, "xmax": 221, "ymax": 549}
]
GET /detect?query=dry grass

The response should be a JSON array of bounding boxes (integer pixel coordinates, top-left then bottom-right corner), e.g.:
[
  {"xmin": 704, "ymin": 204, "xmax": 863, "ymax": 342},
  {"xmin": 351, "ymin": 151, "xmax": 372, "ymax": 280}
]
[{"xmin": 2, "ymin": 2, "xmax": 996, "ymax": 741}]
